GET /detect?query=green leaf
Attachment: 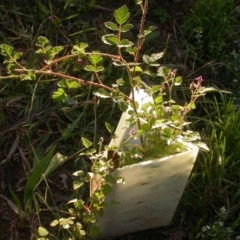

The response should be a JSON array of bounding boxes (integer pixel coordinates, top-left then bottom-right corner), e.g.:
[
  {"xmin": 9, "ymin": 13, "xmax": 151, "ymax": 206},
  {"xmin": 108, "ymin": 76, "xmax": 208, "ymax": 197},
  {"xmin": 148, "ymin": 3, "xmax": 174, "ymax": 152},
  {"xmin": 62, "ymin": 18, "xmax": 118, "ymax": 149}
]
[
  {"xmin": 81, "ymin": 137, "xmax": 93, "ymax": 148},
  {"xmin": 24, "ymin": 145, "xmax": 56, "ymax": 212},
  {"xmin": 126, "ymin": 46, "xmax": 137, "ymax": 55},
  {"xmin": 58, "ymin": 79, "xmax": 81, "ymax": 89},
  {"xmin": 118, "ymin": 39, "xmax": 133, "ymax": 48},
  {"xmin": 102, "ymin": 34, "xmax": 119, "ymax": 45},
  {"xmin": 13, "ymin": 52, "xmax": 23, "ymax": 61},
  {"xmin": 105, "ymin": 21, "xmax": 119, "ymax": 31},
  {"xmin": 84, "ymin": 65, "xmax": 96, "ymax": 72},
  {"xmin": 52, "ymin": 88, "xmax": 67, "ymax": 102},
  {"xmin": 130, "ymin": 66, "xmax": 143, "ymax": 72},
  {"xmin": 143, "ymin": 52, "xmax": 164, "ymax": 64},
  {"xmin": 44, "ymin": 152, "xmax": 68, "ymax": 180},
  {"xmin": 174, "ymin": 76, "xmax": 182, "ymax": 86},
  {"xmin": 84, "ymin": 64, "xmax": 104, "ymax": 72},
  {"xmin": 199, "ymin": 86, "xmax": 222, "ymax": 94},
  {"xmin": 105, "ymin": 122, "xmax": 114, "ymax": 134},
  {"xmin": 88, "ymin": 53, "xmax": 103, "ymax": 65},
  {"xmin": 143, "ymin": 25, "xmax": 156, "ymax": 37},
  {"xmin": 8, "ymin": 186, "xmax": 22, "ymax": 215},
  {"xmin": 71, "ymin": 42, "xmax": 88, "ymax": 55},
  {"xmin": 102, "ymin": 184, "xmax": 112, "ymax": 195},
  {"xmin": 135, "ymin": 0, "xmax": 143, "ymax": 4},
  {"xmin": 20, "ymin": 71, "xmax": 36, "ymax": 81},
  {"xmin": 94, "ymin": 89, "xmax": 110, "ymax": 98},
  {"xmin": 50, "ymin": 46, "xmax": 64, "ymax": 58},
  {"xmin": 121, "ymin": 23, "xmax": 133, "ymax": 32},
  {"xmin": 73, "ymin": 181, "xmax": 84, "ymax": 190},
  {"xmin": 114, "ymin": 5, "xmax": 130, "ymax": 25},
  {"xmin": 150, "ymin": 52, "xmax": 164, "ymax": 62},
  {"xmin": 142, "ymin": 54, "xmax": 150, "ymax": 64},
  {"xmin": 116, "ymin": 78, "xmax": 125, "ymax": 86},
  {"xmin": 157, "ymin": 66, "xmax": 169, "ymax": 77},
  {"xmin": 96, "ymin": 66, "xmax": 104, "ymax": 72},
  {"xmin": 36, "ymin": 36, "xmax": 49, "ymax": 47},
  {"xmin": 0, "ymin": 44, "xmax": 13, "ymax": 57},
  {"xmin": 154, "ymin": 95, "xmax": 163, "ymax": 104},
  {"xmin": 187, "ymin": 102, "xmax": 196, "ymax": 110}
]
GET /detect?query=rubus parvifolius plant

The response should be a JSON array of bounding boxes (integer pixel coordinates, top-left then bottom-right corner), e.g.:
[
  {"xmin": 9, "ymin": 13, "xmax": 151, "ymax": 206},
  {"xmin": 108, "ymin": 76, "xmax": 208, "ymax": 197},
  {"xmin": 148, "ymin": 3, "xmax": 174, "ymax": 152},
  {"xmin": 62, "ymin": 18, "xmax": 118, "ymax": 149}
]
[{"xmin": 0, "ymin": 1, "xmax": 212, "ymax": 238}]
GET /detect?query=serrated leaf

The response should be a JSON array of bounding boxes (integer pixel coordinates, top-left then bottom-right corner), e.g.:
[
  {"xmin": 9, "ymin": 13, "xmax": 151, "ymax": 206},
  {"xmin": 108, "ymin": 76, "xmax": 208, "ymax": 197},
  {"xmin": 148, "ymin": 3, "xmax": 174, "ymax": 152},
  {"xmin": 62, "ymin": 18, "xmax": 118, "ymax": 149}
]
[
  {"xmin": 52, "ymin": 88, "xmax": 67, "ymax": 102},
  {"xmin": 36, "ymin": 36, "xmax": 49, "ymax": 47},
  {"xmin": 50, "ymin": 46, "xmax": 64, "ymax": 58},
  {"xmin": 66, "ymin": 80, "xmax": 80, "ymax": 89},
  {"xmin": 81, "ymin": 137, "xmax": 93, "ymax": 148},
  {"xmin": 84, "ymin": 65, "xmax": 96, "ymax": 72},
  {"xmin": 143, "ymin": 52, "xmax": 164, "ymax": 64},
  {"xmin": 157, "ymin": 67, "xmax": 164, "ymax": 77},
  {"xmin": 71, "ymin": 42, "xmax": 88, "ymax": 55},
  {"xmin": 121, "ymin": 23, "xmax": 133, "ymax": 32},
  {"xmin": 96, "ymin": 66, "xmax": 104, "ymax": 72},
  {"xmin": 126, "ymin": 46, "xmax": 137, "ymax": 55},
  {"xmin": 142, "ymin": 54, "xmax": 150, "ymax": 64},
  {"xmin": 105, "ymin": 21, "xmax": 119, "ymax": 31},
  {"xmin": 84, "ymin": 64, "xmax": 103, "ymax": 72},
  {"xmin": 118, "ymin": 39, "xmax": 133, "ymax": 48},
  {"xmin": 58, "ymin": 79, "xmax": 81, "ymax": 89},
  {"xmin": 102, "ymin": 34, "xmax": 119, "ymax": 45},
  {"xmin": 13, "ymin": 52, "xmax": 23, "ymax": 61},
  {"xmin": 0, "ymin": 44, "xmax": 13, "ymax": 57},
  {"xmin": 114, "ymin": 5, "xmax": 130, "ymax": 25},
  {"xmin": 35, "ymin": 48, "xmax": 44, "ymax": 54},
  {"xmin": 20, "ymin": 71, "xmax": 36, "ymax": 81},
  {"xmin": 88, "ymin": 53, "xmax": 103, "ymax": 65},
  {"xmin": 150, "ymin": 52, "xmax": 164, "ymax": 62}
]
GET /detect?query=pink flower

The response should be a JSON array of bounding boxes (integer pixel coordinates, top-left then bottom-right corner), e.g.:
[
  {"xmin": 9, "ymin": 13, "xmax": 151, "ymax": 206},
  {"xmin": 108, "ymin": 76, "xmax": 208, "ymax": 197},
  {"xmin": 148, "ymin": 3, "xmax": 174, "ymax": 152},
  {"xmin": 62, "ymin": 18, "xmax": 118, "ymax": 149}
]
[
  {"xmin": 129, "ymin": 128, "xmax": 137, "ymax": 137},
  {"xmin": 190, "ymin": 75, "xmax": 203, "ymax": 90},
  {"xmin": 195, "ymin": 75, "xmax": 203, "ymax": 83}
]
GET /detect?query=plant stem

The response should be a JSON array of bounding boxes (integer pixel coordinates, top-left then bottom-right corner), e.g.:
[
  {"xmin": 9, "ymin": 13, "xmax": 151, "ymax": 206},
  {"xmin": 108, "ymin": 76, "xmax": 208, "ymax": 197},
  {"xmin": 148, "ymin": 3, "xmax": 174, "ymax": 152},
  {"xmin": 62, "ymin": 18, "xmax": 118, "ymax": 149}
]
[
  {"xmin": 129, "ymin": 0, "xmax": 149, "ymax": 148},
  {"xmin": 14, "ymin": 68, "xmax": 133, "ymax": 102},
  {"xmin": 134, "ymin": 0, "xmax": 149, "ymax": 63}
]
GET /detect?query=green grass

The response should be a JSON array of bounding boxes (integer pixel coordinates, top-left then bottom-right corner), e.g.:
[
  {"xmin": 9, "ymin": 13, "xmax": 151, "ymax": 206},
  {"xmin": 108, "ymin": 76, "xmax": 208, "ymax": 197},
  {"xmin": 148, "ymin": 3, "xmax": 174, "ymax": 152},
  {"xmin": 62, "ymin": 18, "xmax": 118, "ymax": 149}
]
[
  {"xmin": 181, "ymin": 0, "xmax": 240, "ymax": 87},
  {"xmin": 181, "ymin": 98, "xmax": 240, "ymax": 238}
]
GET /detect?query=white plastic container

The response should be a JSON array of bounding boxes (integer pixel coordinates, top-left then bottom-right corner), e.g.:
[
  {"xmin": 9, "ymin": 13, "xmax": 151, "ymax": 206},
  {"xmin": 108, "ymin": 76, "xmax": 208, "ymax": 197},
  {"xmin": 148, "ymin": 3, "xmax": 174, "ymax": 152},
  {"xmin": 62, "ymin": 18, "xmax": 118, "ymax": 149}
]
[{"xmin": 97, "ymin": 88, "xmax": 199, "ymax": 238}]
